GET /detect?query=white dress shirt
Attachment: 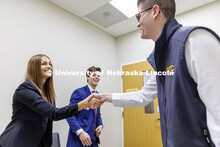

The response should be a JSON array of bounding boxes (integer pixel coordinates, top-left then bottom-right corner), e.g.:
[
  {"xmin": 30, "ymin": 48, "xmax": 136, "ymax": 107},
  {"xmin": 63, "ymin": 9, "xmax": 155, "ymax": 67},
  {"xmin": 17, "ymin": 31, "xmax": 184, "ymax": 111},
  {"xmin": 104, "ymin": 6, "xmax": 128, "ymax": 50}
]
[{"xmin": 112, "ymin": 29, "xmax": 220, "ymax": 146}]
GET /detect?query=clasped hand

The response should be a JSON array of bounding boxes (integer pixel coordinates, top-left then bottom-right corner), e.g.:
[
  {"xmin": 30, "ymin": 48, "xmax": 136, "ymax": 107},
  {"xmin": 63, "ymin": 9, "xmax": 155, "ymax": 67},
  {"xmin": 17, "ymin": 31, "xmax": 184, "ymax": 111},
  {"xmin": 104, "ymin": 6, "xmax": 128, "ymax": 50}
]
[{"xmin": 83, "ymin": 93, "xmax": 103, "ymax": 110}]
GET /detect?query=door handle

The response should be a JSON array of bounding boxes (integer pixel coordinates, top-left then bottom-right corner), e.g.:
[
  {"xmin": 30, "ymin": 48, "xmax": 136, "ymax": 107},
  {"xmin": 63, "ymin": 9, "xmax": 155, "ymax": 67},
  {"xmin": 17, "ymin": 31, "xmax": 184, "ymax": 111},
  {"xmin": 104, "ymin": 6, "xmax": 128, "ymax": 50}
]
[{"xmin": 155, "ymin": 118, "xmax": 160, "ymax": 120}]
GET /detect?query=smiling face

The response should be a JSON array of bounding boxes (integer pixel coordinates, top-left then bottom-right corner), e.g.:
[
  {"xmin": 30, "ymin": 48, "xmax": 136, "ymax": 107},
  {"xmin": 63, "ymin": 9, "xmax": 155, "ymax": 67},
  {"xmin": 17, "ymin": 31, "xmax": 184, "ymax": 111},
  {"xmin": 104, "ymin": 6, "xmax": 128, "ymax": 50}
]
[
  {"xmin": 87, "ymin": 71, "xmax": 100, "ymax": 89},
  {"xmin": 137, "ymin": 4, "xmax": 155, "ymax": 40},
  {"xmin": 136, "ymin": 3, "xmax": 168, "ymax": 41},
  {"xmin": 41, "ymin": 56, "xmax": 53, "ymax": 82}
]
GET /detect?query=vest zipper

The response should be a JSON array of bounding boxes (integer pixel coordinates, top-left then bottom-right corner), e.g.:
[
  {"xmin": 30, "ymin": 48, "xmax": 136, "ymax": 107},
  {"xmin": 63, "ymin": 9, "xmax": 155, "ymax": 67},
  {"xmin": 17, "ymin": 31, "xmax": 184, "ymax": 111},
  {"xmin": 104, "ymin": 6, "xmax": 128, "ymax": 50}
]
[
  {"xmin": 164, "ymin": 97, "xmax": 167, "ymax": 147},
  {"xmin": 204, "ymin": 129, "xmax": 211, "ymax": 146}
]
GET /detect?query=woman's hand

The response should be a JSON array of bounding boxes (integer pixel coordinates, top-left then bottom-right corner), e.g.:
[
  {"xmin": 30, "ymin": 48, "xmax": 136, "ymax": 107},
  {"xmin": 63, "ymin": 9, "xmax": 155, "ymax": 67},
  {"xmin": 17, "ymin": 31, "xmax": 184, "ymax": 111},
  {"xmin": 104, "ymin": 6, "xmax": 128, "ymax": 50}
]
[
  {"xmin": 78, "ymin": 95, "xmax": 103, "ymax": 111},
  {"xmin": 87, "ymin": 96, "xmax": 103, "ymax": 109}
]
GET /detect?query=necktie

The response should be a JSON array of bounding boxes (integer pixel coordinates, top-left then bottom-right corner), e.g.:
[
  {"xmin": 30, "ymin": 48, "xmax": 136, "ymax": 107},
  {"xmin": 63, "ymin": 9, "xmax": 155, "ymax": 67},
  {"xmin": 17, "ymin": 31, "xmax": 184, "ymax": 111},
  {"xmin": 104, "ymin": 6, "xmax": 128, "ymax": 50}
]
[{"xmin": 92, "ymin": 91, "xmax": 97, "ymax": 134}]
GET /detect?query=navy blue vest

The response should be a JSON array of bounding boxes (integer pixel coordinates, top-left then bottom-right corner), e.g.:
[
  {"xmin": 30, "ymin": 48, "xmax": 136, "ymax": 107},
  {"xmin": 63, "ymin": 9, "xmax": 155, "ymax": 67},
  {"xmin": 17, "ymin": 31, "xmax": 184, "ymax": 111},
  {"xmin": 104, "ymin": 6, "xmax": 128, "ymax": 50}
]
[{"xmin": 147, "ymin": 18, "xmax": 220, "ymax": 147}]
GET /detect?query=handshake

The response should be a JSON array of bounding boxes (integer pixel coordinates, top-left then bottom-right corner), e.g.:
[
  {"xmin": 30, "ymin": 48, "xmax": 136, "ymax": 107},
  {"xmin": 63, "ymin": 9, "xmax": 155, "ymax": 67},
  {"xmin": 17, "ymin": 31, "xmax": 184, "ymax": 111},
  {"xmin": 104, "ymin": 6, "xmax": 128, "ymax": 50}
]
[{"xmin": 78, "ymin": 93, "xmax": 112, "ymax": 110}]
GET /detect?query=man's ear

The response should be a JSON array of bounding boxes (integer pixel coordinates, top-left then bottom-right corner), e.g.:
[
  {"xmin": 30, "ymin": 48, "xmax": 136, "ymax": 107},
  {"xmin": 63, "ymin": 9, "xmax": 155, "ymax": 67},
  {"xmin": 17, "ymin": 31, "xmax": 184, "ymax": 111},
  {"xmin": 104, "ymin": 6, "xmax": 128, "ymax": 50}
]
[
  {"xmin": 86, "ymin": 75, "xmax": 89, "ymax": 82},
  {"xmin": 152, "ymin": 5, "xmax": 160, "ymax": 19}
]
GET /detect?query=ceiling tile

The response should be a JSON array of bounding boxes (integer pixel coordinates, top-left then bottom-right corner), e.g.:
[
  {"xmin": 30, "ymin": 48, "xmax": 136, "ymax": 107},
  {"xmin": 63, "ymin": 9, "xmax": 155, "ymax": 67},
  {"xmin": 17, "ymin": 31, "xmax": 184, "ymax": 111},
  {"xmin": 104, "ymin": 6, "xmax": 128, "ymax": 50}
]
[
  {"xmin": 86, "ymin": 3, "xmax": 127, "ymax": 28},
  {"xmin": 50, "ymin": 0, "xmax": 108, "ymax": 17},
  {"xmin": 82, "ymin": 16, "xmax": 106, "ymax": 30},
  {"xmin": 106, "ymin": 16, "xmax": 138, "ymax": 37}
]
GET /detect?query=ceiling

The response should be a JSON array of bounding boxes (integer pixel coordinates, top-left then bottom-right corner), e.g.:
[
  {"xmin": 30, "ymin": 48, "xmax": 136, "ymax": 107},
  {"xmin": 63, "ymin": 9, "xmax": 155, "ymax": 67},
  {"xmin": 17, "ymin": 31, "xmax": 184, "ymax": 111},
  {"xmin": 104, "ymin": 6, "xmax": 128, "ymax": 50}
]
[{"xmin": 49, "ymin": 0, "xmax": 216, "ymax": 37}]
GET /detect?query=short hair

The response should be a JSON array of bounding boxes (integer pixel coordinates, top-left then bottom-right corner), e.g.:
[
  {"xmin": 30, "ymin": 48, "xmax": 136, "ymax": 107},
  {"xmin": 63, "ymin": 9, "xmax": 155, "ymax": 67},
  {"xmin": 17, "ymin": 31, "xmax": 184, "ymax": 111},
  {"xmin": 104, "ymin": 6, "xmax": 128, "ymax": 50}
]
[
  {"xmin": 137, "ymin": 0, "xmax": 176, "ymax": 19},
  {"xmin": 86, "ymin": 66, "xmax": 102, "ymax": 77}
]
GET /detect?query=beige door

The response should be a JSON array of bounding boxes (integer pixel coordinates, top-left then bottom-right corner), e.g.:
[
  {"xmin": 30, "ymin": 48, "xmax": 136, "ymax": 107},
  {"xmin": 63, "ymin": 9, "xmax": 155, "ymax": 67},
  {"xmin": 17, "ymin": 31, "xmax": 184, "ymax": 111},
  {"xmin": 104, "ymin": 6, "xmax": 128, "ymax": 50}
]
[{"xmin": 122, "ymin": 61, "xmax": 162, "ymax": 147}]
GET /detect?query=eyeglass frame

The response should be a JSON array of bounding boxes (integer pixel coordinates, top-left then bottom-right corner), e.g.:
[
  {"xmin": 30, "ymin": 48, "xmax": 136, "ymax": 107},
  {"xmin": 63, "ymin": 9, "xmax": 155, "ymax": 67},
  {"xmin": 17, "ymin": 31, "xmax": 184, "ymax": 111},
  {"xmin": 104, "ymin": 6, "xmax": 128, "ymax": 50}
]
[{"xmin": 135, "ymin": 7, "xmax": 153, "ymax": 22}]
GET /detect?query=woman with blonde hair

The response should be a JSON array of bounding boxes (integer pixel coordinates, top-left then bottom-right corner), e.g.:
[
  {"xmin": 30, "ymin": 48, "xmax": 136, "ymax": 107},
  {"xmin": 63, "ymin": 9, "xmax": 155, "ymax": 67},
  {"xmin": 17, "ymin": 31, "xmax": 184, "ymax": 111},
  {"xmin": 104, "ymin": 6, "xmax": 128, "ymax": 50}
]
[{"xmin": 0, "ymin": 54, "xmax": 101, "ymax": 147}]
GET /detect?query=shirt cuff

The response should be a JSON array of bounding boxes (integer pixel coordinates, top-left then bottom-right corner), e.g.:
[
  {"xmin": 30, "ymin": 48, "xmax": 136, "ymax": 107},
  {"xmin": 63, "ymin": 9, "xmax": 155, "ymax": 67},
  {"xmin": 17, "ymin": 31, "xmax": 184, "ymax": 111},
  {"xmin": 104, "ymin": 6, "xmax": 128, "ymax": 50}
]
[
  {"xmin": 75, "ymin": 128, "xmax": 84, "ymax": 136},
  {"xmin": 97, "ymin": 125, "xmax": 103, "ymax": 128}
]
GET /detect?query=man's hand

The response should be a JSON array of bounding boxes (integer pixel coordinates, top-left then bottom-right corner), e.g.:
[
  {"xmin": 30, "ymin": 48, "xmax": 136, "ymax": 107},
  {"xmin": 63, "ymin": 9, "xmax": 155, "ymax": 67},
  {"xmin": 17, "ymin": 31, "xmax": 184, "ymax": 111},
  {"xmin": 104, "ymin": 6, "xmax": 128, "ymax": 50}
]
[
  {"xmin": 87, "ymin": 97, "xmax": 103, "ymax": 109},
  {"xmin": 78, "ymin": 95, "xmax": 103, "ymax": 111},
  {"xmin": 92, "ymin": 93, "xmax": 113, "ymax": 103},
  {"xmin": 95, "ymin": 126, "xmax": 103, "ymax": 137},
  {"xmin": 87, "ymin": 93, "xmax": 113, "ymax": 109},
  {"xmin": 84, "ymin": 94, "xmax": 104, "ymax": 110},
  {"xmin": 82, "ymin": 93, "xmax": 113, "ymax": 110},
  {"xmin": 89, "ymin": 95, "xmax": 102, "ymax": 109},
  {"xmin": 79, "ymin": 131, "xmax": 92, "ymax": 146}
]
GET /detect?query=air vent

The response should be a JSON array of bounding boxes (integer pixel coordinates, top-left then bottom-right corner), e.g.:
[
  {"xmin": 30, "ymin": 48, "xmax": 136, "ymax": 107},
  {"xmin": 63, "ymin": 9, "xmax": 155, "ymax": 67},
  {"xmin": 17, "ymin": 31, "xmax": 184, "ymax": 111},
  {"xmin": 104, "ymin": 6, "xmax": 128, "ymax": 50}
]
[
  {"xmin": 86, "ymin": 3, "xmax": 127, "ymax": 28},
  {"xmin": 103, "ymin": 11, "xmax": 111, "ymax": 17}
]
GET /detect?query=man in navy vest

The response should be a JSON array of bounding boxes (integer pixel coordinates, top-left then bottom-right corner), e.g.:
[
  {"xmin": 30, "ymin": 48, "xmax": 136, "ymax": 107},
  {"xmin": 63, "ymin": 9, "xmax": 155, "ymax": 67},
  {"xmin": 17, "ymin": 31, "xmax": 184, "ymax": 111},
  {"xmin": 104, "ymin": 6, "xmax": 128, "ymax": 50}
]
[
  {"xmin": 92, "ymin": 0, "xmax": 220, "ymax": 146},
  {"xmin": 66, "ymin": 66, "xmax": 103, "ymax": 147}
]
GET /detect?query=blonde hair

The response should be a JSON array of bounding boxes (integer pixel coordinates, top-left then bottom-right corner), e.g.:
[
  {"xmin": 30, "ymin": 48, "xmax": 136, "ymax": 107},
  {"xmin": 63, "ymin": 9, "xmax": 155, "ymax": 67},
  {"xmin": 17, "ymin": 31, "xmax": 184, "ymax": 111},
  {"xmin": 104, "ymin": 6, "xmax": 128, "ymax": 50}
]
[{"xmin": 25, "ymin": 54, "xmax": 55, "ymax": 105}]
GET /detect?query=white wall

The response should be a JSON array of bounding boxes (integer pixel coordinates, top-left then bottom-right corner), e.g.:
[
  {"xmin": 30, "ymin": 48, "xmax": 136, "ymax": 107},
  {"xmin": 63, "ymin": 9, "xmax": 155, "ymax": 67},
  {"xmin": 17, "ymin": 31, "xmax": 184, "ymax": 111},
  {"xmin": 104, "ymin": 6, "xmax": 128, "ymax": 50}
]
[
  {"xmin": 116, "ymin": 30, "xmax": 155, "ymax": 66},
  {"xmin": 176, "ymin": 1, "xmax": 220, "ymax": 35},
  {"xmin": 0, "ymin": 0, "xmax": 122, "ymax": 147}
]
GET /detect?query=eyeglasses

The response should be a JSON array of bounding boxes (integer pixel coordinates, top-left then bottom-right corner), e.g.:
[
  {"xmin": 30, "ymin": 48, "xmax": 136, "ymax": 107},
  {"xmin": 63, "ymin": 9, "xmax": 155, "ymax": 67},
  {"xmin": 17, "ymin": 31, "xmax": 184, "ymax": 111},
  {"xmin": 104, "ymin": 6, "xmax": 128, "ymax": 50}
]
[{"xmin": 135, "ymin": 7, "xmax": 153, "ymax": 22}]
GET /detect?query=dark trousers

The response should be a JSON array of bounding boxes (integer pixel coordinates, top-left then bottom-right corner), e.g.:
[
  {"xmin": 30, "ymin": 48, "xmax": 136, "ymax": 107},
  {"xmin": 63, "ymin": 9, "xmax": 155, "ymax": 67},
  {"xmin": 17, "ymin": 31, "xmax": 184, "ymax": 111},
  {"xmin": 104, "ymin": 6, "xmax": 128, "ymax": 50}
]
[{"xmin": 87, "ymin": 141, "xmax": 98, "ymax": 147}]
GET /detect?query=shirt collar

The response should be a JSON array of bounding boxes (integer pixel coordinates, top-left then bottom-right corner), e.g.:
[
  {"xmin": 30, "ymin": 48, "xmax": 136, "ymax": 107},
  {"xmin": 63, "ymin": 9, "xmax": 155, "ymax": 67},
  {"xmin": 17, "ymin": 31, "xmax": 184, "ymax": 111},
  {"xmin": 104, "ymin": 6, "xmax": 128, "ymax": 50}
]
[{"xmin": 87, "ymin": 85, "xmax": 96, "ymax": 92}]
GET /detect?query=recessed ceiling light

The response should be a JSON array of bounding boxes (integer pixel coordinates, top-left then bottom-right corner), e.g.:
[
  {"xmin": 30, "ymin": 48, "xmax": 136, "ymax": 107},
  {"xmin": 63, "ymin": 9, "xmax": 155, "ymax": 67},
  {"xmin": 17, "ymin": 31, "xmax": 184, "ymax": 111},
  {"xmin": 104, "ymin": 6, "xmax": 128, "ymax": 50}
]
[{"xmin": 110, "ymin": 0, "xmax": 137, "ymax": 17}]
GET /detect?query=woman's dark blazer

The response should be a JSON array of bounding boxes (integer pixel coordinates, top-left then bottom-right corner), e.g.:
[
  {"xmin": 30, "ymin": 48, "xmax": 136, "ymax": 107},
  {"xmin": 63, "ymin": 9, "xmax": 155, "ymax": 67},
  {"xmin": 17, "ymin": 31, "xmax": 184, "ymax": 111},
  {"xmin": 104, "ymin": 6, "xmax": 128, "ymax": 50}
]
[{"xmin": 0, "ymin": 81, "xmax": 79, "ymax": 147}]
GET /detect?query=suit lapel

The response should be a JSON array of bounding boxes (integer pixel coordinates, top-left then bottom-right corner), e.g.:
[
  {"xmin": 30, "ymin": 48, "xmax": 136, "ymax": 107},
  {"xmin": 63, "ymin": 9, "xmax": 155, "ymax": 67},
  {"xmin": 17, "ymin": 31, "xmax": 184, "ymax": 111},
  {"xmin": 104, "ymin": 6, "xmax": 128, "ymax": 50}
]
[{"xmin": 84, "ymin": 85, "xmax": 91, "ymax": 98}]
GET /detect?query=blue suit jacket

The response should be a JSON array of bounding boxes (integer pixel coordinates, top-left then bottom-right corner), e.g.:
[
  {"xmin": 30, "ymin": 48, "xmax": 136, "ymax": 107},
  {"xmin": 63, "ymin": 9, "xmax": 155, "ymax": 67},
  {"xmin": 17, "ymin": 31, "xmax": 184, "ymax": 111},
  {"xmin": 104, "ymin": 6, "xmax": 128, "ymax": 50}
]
[{"xmin": 66, "ymin": 85, "xmax": 103, "ymax": 147}]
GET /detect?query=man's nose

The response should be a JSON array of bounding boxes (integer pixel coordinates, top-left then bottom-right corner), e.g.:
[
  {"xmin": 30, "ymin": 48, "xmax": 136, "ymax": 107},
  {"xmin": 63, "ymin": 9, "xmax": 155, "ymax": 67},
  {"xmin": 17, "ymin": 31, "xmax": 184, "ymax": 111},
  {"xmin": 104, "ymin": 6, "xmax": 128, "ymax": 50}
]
[{"xmin": 137, "ymin": 22, "xmax": 141, "ymax": 28}]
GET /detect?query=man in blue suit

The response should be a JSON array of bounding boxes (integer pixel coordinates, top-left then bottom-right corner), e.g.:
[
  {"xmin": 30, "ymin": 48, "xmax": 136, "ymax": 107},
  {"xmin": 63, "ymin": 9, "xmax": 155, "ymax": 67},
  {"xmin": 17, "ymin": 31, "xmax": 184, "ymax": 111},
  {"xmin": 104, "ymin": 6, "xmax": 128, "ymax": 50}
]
[{"xmin": 66, "ymin": 66, "xmax": 103, "ymax": 147}]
